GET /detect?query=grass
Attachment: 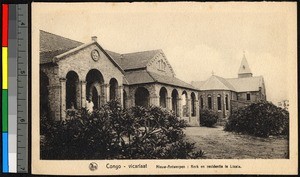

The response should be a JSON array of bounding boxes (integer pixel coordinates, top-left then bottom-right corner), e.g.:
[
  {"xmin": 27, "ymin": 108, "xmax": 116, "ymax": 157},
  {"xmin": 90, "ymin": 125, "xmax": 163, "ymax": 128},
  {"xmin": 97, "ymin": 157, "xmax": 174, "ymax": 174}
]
[{"xmin": 184, "ymin": 126, "xmax": 289, "ymax": 159}]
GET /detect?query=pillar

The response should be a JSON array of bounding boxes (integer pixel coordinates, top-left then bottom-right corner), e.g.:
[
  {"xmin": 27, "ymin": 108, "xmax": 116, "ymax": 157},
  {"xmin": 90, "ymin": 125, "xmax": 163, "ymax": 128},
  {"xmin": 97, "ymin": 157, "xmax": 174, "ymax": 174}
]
[
  {"xmin": 195, "ymin": 99, "xmax": 200, "ymax": 120},
  {"xmin": 60, "ymin": 78, "xmax": 66, "ymax": 121},
  {"xmin": 187, "ymin": 98, "xmax": 191, "ymax": 121},
  {"xmin": 101, "ymin": 84, "xmax": 110, "ymax": 103},
  {"xmin": 150, "ymin": 95, "xmax": 159, "ymax": 106},
  {"xmin": 118, "ymin": 85, "xmax": 124, "ymax": 107},
  {"xmin": 48, "ymin": 84, "xmax": 61, "ymax": 121},
  {"xmin": 177, "ymin": 98, "xmax": 182, "ymax": 117},
  {"xmin": 166, "ymin": 96, "xmax": 172, "ymax": 110},
  {"xmin": 80, "ymin": 81, "xmax": 86, "ymax": 108}
]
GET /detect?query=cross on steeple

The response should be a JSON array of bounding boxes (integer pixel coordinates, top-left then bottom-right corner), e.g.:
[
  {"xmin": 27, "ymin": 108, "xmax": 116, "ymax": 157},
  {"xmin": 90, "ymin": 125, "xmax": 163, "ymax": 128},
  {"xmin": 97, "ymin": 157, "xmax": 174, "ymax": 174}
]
[{"xmin": 211, "ymin": 70, "xmax": 214, "ymax": 76}]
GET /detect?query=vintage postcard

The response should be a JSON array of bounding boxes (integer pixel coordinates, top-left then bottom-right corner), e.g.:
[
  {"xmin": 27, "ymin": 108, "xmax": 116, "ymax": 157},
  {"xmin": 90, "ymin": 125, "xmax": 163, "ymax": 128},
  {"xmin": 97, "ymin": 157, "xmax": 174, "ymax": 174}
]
[{"xmin": 31, "ymin": 2, "xmax": 298, "ymax": 175}]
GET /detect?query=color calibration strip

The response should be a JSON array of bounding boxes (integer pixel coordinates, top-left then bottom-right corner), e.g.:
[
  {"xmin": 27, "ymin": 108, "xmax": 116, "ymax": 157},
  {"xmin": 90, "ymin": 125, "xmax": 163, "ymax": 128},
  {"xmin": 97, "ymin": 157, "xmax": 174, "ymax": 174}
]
[
  {"xmin": 2, "ymin": 3, "xmax": 9, "ymax": 173},
  {"xmin": 8, "ymin": 4, "xmax": 18, "ymax": 173}
]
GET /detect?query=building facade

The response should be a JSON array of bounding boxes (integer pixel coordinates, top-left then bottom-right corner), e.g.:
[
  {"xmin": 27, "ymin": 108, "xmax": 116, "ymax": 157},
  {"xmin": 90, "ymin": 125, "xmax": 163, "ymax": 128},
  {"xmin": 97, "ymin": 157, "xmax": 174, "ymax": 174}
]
[
  {"xmin": 191, "ymin": 54, "xmax": 267, "ymax": 119},
  {"xmin": 40, "ymin": 31, "xmax": 200, "ymax": 126}
]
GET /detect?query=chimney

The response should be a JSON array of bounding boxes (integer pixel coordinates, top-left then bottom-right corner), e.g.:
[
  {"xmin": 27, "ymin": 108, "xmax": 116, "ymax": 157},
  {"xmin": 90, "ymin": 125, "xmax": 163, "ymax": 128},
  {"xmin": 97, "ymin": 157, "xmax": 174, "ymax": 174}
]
[{"xmin": 91, "ymin": 36, "xmax": 97, "ymax": 42}]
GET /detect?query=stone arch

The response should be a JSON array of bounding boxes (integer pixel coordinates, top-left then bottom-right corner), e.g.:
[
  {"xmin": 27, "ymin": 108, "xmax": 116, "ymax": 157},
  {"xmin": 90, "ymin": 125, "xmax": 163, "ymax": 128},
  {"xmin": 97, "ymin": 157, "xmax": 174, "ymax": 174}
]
[
  {"xmin": 109, "ymin": 78, "xmax": 118, "ymax": 101},
  {"xmin": 159, "ymin": 87, "xmax": 168, "ymax": 108},
  {"xmin": 171, "ymin": 89, "xmax": 179, "ymax": 116},
  {"xmin": 182, "ymin": 91, "xmax": 188, "ymax": 117},
  {"xmin": 40, "ymin": 71, "xmax": 50, "ymax": 115},
  {"xmin": 191, "ymin": 92, "xmax": 196, "ymax": 116},
  {"xmin": 86, "ymin": 69, "xmax": 105, "ymax": 109},
  {"xmin": 66, "ymin": 70, "xmax": 80, "ymax": 109},
  {"xmin": 135, "ymin": 87, "xmax": 150, "ymax": 107}
]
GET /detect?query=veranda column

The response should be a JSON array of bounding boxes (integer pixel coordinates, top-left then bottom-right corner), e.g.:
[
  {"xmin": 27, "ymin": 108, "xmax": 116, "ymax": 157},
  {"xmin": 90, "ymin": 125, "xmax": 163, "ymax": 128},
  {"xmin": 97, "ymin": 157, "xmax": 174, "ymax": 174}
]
[
  {"xmin": 187, "ymin": 98, "xmax": 192, "ymax": 121},
  {"xmin": 102, "ymin": 84, "xmax": 110, "ymax": 103},
  {"xmin": 177, "ymin": 98, "xmax": 182, "ymax": 117},
  {"xmin": 150, "ymin": 95, "xmax": 159, "ymax": 106},
  {"xmin": 195, "ymin": 99, "xmax": 200, "ymax": 122},
  {"xmin": 80, "ymin": 81, "xmax": 86, "ymax": 108},
  {"xmin": 166, "ymin": 96, "xmax": 172, "ymax": 110},
  {"xmin": 60, "ymin": 78, "xmax": 66, "ymax": 121},
  {"xmin": 118, "ymin": 85, "xmax": 124, "ymax": 107}
]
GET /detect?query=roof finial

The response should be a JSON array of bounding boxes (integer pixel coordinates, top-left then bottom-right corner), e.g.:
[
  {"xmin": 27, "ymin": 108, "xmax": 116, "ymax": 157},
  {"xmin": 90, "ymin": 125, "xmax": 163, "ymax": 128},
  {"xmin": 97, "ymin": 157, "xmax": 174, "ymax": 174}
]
[
  {"xmin": 212, "ymin": 70, "xmax": 214, "ymax": 76},
  {"xmin": 243, "ymin": 50, "xmax": 246, "ymax": 58}
]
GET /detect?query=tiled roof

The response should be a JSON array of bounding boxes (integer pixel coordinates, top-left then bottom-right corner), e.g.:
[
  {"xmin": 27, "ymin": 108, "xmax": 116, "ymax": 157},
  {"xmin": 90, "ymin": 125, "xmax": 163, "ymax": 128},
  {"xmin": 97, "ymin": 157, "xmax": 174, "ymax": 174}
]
[
  {"xmin": 192, "ymin": 75, "xmax": 264, "ymax": 92},
  {"xmin": 124, "ymin": 70, "xmax": 155, "ymax": 85},
  {"xmin": 124, "ymin": 70, "xmax": 198, "ymax": 90},
  {"xmin": 40, "ymin": 30, "xmax": 83, "ymax": 64},
  {"xmin": 227, "ymin": 76, "xmax": 263, "ymax": 92},
  {"xmin": 148, "ymin": 71, "xmax": 197, "ymax": 90},
  {"xmin": 199, "ymin": 75, "xmax": 236, "ymax": 91},
  {"xmin": 106, "ymin": 50, "xmax": 161, "ymax": 71}
]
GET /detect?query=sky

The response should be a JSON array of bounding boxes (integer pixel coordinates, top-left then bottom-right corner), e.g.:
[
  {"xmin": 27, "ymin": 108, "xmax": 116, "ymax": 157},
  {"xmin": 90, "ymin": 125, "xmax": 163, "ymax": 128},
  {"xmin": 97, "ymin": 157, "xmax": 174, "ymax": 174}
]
[{"xmin": 33, "ymin": 2, "xmax": 296, "ymax": 104}]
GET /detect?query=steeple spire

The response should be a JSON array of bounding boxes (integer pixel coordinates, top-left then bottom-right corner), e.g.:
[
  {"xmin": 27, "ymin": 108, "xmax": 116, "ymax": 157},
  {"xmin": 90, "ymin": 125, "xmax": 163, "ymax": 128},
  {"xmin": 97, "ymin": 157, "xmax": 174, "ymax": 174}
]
[{"xmin": 238, "ymin": 51, "xmax": 253, "ymax": 78}]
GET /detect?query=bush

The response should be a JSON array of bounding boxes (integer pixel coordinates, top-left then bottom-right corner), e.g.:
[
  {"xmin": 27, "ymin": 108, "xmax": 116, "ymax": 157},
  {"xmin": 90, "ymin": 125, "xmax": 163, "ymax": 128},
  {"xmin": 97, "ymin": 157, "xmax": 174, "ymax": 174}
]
[
  {"xmin": 200, "ymin": 109, "xmax": 219, "ymax": 127},
  {"xmin": 224, "ymin": 101, "xmax": 289, "ymax": 137},
  {"xmin": 41, "ymin": 100, "xmax": 204, "ymax": 159}
]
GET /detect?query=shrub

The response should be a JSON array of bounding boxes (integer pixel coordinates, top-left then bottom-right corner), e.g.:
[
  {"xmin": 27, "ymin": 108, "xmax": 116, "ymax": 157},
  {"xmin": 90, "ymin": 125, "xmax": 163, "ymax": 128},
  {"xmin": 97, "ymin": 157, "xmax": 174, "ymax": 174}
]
[
  {"xmin": 199, "ymin": 109, "xmax": 219, "ymax": 127},
  {"xmin": 224, "ymin": 101, "xmax": 289, "ymax": 137},
  {"xmin": 41, "ymin": 100, "xmax": 204, "ymax": 159}
]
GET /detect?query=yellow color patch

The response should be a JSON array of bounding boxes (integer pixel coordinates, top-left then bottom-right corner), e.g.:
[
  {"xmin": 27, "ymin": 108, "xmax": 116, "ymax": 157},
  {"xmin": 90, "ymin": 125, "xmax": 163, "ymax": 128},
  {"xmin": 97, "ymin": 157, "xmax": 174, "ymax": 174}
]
[{"xmin": 2, "ymin": 47, "xmax": 8, "ymax": 89}]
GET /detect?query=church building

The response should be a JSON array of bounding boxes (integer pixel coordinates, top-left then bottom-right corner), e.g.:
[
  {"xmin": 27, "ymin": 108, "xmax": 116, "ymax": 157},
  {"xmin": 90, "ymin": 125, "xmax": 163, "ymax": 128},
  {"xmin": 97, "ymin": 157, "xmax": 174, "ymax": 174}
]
[
  {"xmin": 40, "ymin": 30, "xmax": 200, "ymax": 126},
  {"xmin": 191, "ymin": 53, "xmax": 267, "ymax": 119}
]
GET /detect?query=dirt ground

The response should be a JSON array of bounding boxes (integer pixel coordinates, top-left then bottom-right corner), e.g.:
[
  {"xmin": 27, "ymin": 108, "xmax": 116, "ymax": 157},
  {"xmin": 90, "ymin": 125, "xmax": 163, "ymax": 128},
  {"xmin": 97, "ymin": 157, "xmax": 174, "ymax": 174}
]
[{"xmin": 184, "ymin": 126, "xmax": 289, "ymax": 159}]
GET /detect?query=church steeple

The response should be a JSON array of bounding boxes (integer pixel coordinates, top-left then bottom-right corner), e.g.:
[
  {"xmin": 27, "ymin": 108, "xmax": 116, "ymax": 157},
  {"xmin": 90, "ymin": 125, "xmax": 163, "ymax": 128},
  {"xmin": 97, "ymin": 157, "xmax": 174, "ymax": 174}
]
[{"xmin": 238, "ymin": 51, "xmax": 253, "ymax": 78}]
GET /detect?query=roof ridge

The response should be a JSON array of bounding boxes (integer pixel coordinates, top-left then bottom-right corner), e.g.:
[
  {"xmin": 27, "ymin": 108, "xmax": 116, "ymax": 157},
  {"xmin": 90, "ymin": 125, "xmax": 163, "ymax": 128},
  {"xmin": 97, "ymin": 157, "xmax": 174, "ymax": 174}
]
[
  {"xmin": 122, "ymin": 49, "xmax": 161, "ymax": 55},
  {"xmin": 40, "ymin": 30, "xmax": 84, "ymax": 44}
]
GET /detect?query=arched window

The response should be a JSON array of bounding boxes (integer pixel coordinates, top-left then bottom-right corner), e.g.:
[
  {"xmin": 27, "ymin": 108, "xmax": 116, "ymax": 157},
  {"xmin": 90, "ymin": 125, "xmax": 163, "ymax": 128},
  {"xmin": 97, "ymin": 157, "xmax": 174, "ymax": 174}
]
[
  {"xmin": 200, "ymin": 95, "xmax": 204, "ymax": 109},
  {"xmin": 225, "ymin": 94, "xmax": 229, "ymax": 110},
  {"xmin": 217, "ymin": 94, "xmax": 222, "ymax": 111},
  {"xmin": 208, "ymin": 95, "xmax": 212, "ymax": 109}
]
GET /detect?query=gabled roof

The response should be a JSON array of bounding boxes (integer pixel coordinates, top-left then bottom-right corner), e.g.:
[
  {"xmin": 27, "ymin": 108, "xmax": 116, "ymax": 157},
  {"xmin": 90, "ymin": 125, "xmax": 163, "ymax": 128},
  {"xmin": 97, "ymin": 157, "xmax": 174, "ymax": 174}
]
[
  {"xmin": 124, "ymin": 70, "xmax": 198, "ymax": 90},
  {"xmin": 106, "ymin": 49, "xmax": 162, "ymax": 71},
  {"xmin": 199, "ymin": 75, "xmax": 236, "ymax": 91},
  {"xmin": 227, "ymin": 76, "xmax": 263, "ymax": 92},
  {"xmin": 192, "ymin": 75, "xmax": 264, "ymax": 92},
  {"xmin": 40, "ymin": 30, "xmax": 83, "ymax": 64},
  {"xmin": 238, "ymin": 54, "xmax": 252, "ymax": 75}
]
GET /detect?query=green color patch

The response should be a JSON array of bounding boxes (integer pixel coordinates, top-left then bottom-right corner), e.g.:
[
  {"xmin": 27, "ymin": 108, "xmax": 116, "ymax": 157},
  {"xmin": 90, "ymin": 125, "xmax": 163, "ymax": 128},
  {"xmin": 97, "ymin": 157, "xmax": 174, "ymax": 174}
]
[{"xmin": 2, "ymin": 89, "xmax": 8, "ymax": 132}]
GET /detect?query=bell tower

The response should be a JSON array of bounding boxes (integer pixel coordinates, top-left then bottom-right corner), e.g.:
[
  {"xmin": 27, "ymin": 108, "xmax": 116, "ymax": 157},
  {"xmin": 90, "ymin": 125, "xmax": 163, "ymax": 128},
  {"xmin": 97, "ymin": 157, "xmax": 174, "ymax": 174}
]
[{"xmin": 238, "ymin": 51, "xmax": 253, "ymax": 78}]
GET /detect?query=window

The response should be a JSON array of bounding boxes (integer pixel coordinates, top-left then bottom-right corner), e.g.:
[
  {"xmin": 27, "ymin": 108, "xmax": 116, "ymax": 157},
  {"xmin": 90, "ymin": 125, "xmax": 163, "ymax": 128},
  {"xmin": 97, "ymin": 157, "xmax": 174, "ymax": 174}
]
[
  {"xmin": 247, "ymin": 93, "xmax": 251, "ymax": 101},
  {"xmin": 200, "ymin": 96, "xmax": 204, "ymax": 109},
  {"xmin": 225, "ymin": 95, "xmax": 229, "ymax": 110},
  {"xmin": 158, "ymin": 59, "xmax": 166, "ymax": 71},
  {"xmin": 208, "ymin": 95, "xmax": 212, "ymax": 109},
  {"xmin": 217, "ymin": 95, "xmax": 221, "ymax": 111}
]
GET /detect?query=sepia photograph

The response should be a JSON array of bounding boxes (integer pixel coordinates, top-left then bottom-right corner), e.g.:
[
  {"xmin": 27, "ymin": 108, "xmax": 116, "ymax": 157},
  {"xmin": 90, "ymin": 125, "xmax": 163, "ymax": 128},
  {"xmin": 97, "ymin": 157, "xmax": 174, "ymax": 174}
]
[{"xmin": 32, "ymin": 2, "xmax": 297, "ymax": 175}]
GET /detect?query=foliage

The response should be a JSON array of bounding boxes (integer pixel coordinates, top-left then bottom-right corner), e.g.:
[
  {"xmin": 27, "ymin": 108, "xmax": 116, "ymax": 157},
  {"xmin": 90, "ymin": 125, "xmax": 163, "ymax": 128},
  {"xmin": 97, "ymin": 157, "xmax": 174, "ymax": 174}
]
[
  {"xmin": 224, "ymin": 101, "xmax": 289, "ymax": 137},
  {"xmin": 41, "ymin": 100, "xmax": 204, "ymax": 159},
  {"xmin": 199, "ymin": 109, "xmax": 219, "ymax": 127}
]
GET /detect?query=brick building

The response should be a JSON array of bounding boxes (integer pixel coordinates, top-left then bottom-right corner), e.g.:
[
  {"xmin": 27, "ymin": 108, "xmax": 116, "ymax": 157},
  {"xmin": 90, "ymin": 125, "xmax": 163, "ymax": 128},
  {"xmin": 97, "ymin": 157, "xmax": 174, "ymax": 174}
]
[
  {"xmin": 40, "ymin": 30, "xmax": 200, "ymax": 126},
  {"xmin": 191, "ymin": 53, "xmax": 266, "ymax": 119}
]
